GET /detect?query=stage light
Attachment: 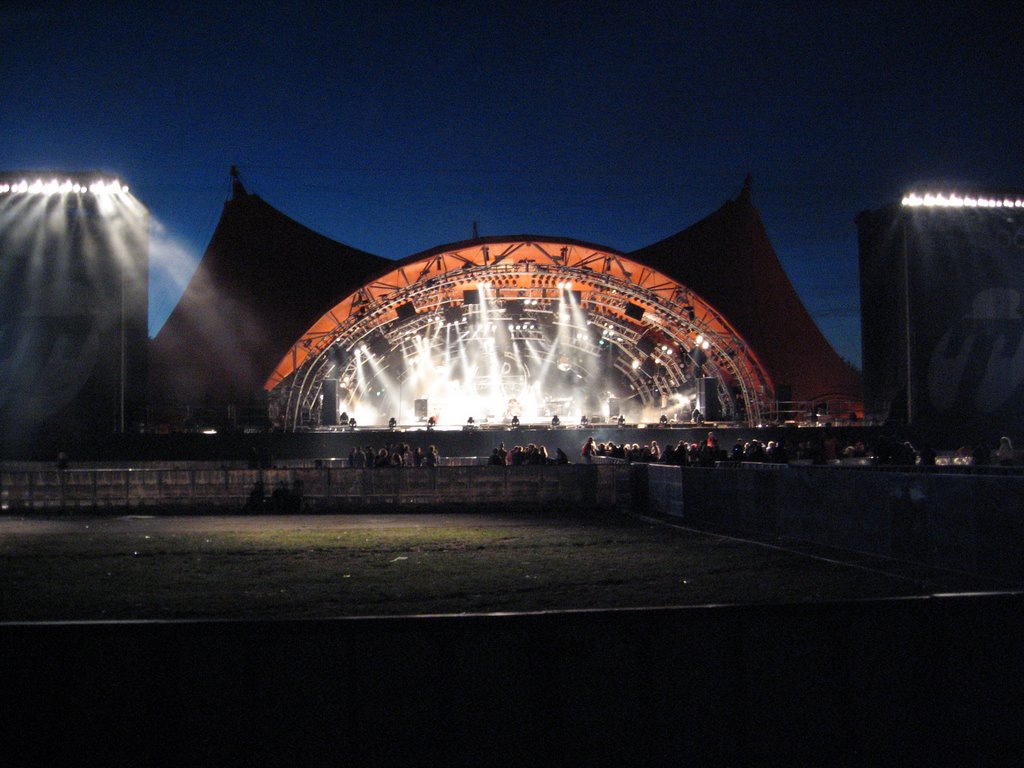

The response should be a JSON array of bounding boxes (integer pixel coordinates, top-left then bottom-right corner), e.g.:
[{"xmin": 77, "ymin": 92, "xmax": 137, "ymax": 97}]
[
  {"xmin": 902, "ymin": 192, "xmax": 1024, "ymax": 208},
  {"xmin": 695, "ymin": 335, "xmax": 704, "ymax": 345},
  {"xmin": 631, "ymin": 359, "xmax": 640, "ymax": 369},
  {"xmin": 90, "ymin": 180, "xmax": 129, "ymax": 195},
  {"xmin": 0, "ymin": 177, "xmax": 131, "ymax": 197}
]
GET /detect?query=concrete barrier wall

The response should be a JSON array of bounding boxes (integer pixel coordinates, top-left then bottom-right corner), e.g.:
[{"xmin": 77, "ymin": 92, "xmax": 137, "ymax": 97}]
[
  {"xmin": 646, "ymin": 463, "xmax": 1024, "ymax": 583},
  {"xmin": 0, "ymin": 463, "xmax": 633, "ymax": 511},
  {"xmin": 3, "ymin": 593, "xmax": 1021, "ymax": 765}
]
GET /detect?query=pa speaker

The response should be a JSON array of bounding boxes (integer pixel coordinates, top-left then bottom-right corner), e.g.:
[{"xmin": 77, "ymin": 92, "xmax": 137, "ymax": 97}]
[
  {"xmin": 696, "ymin": 377, "xmax": 722, "ymax": 421},
  {"xmin": 395, "ymin": 302, "xmax": 417, "ymax": 320},
  {"xmin": 624, "ymin": 302, "xmax": 644, "ymax": 321},
  {"xmin": 321, "ymin": 379, "xmax": 338, "ymax": 425}
]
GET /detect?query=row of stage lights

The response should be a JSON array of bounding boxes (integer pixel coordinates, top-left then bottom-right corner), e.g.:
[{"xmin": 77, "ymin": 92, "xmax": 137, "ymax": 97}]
[
  {"xmin": 385, "ymin": 302, "xmax": 708, "ymax": 351},
  {"xmin": 0, "ymin": 178, "xmax": 131, "ymax": 196},
  {"xmin": 394, "ymin": 296, "xmax": 558, "ymax": 326},
  {"xmin": 902, "ymin": 192, "xmax": 1024, "ymax": 209},
  {"xmin": 476, "ymin": 280, "xmax": 575, "ymax": 290},
  {"xmin": 378, "ymin": 285, "xmax": 708, "ymax": 359},
  {"xmin": 407, "ymin": 320, "xmax": 540, "ymax": 333},
  {"xmin": 395, "ymin": 279, "xmax": 635, "ymax": 329}
]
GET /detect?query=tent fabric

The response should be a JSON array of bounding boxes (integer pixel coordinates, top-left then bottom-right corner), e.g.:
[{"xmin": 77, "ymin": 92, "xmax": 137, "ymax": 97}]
[
  {"xmin": 149, "ymin": 184, "xmax": 388, "ymax": 405},
  {"xmin": 629, "ymin": 185, "xmax": 861, "ymax": 406},
  {"xmin": 151, "ymin": 178, "xmax": 860, "ymax": 411}
]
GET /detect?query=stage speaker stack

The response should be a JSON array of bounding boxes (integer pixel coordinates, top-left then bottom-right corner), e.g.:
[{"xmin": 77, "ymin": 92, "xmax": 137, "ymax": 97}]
[
  {"xmin": 321, "ymin": 379, "xmax": 338, "ymax": 425},
  {"xmin": 696, "ymin": 377, "xmax": 722, "ymax": 421}
]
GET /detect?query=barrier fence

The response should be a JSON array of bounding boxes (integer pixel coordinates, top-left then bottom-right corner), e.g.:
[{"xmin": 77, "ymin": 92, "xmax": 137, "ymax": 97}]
[
  {"xmin": 0, "ymin": 463, "xmax": 634, "ymax": 511},
  {"xmin": 643, "ymin": 462, "xmax": 1024, "ymax": 583},
  {"xmin": 5, "ymin": 459, "xmax": 1022, "ymax": 584}
]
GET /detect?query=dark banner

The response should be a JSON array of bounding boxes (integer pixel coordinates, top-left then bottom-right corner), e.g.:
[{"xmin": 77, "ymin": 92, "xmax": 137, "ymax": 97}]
[{"xmin": 906, "ymin": 207, "xmax": 1024, "ymax": 443}]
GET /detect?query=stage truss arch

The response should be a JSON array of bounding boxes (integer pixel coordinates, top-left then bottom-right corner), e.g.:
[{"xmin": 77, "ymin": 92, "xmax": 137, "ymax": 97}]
[{"xmin": 266, "ymin": 239, "xmax": 775, "ymax": 429}]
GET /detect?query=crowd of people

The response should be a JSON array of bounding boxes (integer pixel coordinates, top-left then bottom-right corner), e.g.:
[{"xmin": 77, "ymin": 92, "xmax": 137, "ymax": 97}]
[
  {"xmin": 333, "ymin": 431, "xmax": 1020, "ymax": 470},
  {"xmin": 346, "ymin": 443, "xmax": 441, "ymax": 467},
  {"xmin": 832, "ymin": 433, "xmax": 1017, "ymax": 467},
  {"xmin": 579, "ymin": 432, "xmax": 787, "ymax": 466},
  {"xmin": 342, "ymin": 441, "xmax": 577, "ymax": 467},
  {"xmin": 486, "ymin": 443, "xmax": 571, "ymax": 465},
  {"xmin": 581, "ymin": 429, "xmax": 1020, "ymax": 468},
  {"xmin": 266, "ymin": 431, "xmax": 1019, "ymax": 475}
]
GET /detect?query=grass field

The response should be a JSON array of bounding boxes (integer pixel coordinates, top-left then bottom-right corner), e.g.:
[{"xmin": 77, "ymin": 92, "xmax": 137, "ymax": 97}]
[{"xmin": 0, "ymin": 508, "xmax": 1004, "ymax": 621}]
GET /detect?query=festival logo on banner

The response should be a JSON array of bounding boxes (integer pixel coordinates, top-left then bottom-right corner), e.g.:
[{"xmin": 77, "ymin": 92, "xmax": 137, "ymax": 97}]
[{"xmin": 927, "ymin": 287, "xmax": 1024, "ymax": 414}]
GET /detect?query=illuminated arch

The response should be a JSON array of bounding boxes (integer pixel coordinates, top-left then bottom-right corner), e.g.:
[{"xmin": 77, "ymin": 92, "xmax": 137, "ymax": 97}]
[{"xmin": 266, "ymin": 238, "xmax": 775, "ymax": 429}]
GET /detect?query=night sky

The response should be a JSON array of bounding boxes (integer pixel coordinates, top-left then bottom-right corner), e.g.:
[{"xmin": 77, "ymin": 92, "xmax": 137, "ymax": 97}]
[{"xmin": 4, "ymin": 1, "xmax": 1023, "ymax": 368}]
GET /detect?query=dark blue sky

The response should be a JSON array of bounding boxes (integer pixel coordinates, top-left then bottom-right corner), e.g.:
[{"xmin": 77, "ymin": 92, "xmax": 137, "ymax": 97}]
[{"xmin": 4, "ymin": 1, "xmax": 1022, "ymax": 367}]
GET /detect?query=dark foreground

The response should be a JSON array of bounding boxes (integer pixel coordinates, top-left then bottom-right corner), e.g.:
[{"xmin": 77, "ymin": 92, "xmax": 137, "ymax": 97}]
[{"xmin": 2, "ymin": 510, "xmax": 1021, "ymax": 766}]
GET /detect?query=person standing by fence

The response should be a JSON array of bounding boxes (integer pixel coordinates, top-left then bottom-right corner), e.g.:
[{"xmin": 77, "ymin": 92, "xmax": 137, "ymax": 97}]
[{"xmin": 582, "ymin": 436, "xmax": 596, "ymax": 463}]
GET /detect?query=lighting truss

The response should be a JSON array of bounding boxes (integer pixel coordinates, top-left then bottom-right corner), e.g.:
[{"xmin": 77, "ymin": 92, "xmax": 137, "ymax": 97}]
[{"xmin": 267, "ymin": 240, "xmax": 775, "ymax": 429}]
